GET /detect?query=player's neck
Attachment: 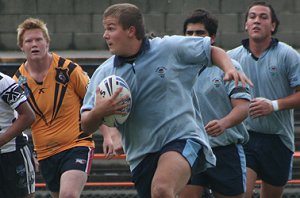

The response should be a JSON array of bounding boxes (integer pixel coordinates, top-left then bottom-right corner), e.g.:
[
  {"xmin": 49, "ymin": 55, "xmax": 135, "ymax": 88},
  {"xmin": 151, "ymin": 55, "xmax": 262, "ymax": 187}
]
[
  {"xmin": 25, "ymin": 53, "xmax": 53, "ymax": 82},
  {"xmin": 249, "ymin": 37, "xmax": 272, "ymax": 57}
]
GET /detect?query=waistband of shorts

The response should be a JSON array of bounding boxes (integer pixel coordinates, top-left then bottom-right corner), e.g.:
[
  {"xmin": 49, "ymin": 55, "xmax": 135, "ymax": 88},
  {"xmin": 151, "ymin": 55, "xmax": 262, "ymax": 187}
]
[
  {"xmin": 248, "ymin": 130, "xmax": 279, "ymax": 137},
  {"xmin": 212, "ymin": 143, "xmax": 238, "ymax": 151}
]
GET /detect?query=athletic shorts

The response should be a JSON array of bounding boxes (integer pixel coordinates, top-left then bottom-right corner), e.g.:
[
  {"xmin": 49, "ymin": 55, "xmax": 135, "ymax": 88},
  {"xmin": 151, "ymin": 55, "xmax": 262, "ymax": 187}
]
[
  {"xmin": 189, "ymin": 144, "xmax": 246, "ymax": 196},
  {"xmin": 131, "ymin": 138, "xmax": 203, "ymax": 198},
  {"xmin": 244, "ymin": 131, "xmax": 293, "ymax": 186},
  {"xmin": 0, "ymin": 145, "xmax": 35, "ymax": 198},
  {"xmin": 39, "ymin": 146, "xmax": 94, "ymax": 192}
]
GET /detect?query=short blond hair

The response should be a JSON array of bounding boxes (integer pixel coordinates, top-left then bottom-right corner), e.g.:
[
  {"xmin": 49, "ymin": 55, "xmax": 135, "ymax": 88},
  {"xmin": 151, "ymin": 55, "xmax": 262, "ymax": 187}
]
[{"xmin": 17, "ymin": 18, "xmax": 50, "ymax": 47}]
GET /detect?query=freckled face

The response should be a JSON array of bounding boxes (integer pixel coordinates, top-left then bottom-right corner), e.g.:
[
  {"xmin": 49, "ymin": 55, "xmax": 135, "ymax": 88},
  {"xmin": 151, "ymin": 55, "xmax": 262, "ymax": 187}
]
[{"xmin": 20, "ymin": 29, "xmax": 49, "ymax": 61}]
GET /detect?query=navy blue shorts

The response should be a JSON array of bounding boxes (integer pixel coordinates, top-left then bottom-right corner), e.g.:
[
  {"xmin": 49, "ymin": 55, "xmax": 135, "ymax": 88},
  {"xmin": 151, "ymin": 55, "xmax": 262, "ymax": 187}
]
[
  {"xmin": 131, "ymin": 138, "xmax": 203, "ymax": 198},
  {"xmin": 0, "ymin": 145, "xmax": 35, "ymax": 198},
  {"xmin": 189, "ymin": 144, "xmax": 246, "ymax": 196},
  {"xmin": 39, "ymin": 146, "xmax": 94, "ymax": 192},
  {"xmin": 244, "ymin": 131, "xmax": 293, "ymax": 186}
]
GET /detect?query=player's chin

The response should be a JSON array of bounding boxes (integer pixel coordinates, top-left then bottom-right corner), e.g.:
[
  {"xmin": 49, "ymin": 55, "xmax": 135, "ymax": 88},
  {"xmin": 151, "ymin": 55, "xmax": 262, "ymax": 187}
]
[
  {"xmin": 108, "ymin": 48, "xmax": 115, "ymax": 54},
  {"xmin": 109, "ymin": 48, "xmax": 122, "ymax": 56}
]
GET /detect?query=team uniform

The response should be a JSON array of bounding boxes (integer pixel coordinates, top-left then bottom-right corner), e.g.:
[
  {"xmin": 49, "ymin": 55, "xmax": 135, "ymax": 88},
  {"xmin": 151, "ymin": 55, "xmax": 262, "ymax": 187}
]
[
  {"xmin": 0, "ymin": 72, "xmax": 35, "ymax": 197},
  {"xmin": 82, "ymin": 36, "xmax": 216, "ymax": 197},
  {"xmin": 227, "ymin": 38, "xmax": 300, "ymax": 186},
  {"xmin": 191, "ymin": 60, "xmax": 251, "ymax": 195},
  {"xmin": 13, "ymin": 53, "xmax": 95, "ymax": 192}
]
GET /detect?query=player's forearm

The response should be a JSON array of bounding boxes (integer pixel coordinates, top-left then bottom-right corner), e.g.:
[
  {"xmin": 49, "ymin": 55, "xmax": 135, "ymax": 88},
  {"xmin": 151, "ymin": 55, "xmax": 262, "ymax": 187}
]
[
  {"xmin": 81, "ymin": 110, "xmax": 104, "ymax": 134},
  {"xmin": 221, "ymin": 99, "xmax": 249, "ymax": 129},
  {"xmin": 100, "ymin": 124, "xmax": 112, "ymax": 139},
  {"xmin": 276, "ymin": 89, "xmax": 300, "ymax": 111},
  {"xmin": 211, "ymin": 46, "xmax": 235, "ymax": 73},
  {"xmin": 0, "ymin": 115, "xmax": 33, "ymax": 147}
]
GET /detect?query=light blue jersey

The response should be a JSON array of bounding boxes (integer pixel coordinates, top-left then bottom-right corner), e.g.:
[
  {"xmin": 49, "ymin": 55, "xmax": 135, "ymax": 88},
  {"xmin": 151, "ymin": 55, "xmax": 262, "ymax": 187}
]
[
  {"xmin": 193, "ymin": 60, "xmax": 251, "ymax": 148},
  {"xmin": 227, "ymin": 39, "xmax": 300, "ymax": 152},
  {"xmin": 82, "ymin": 36, "xmax": 216, "ymax": 171}
]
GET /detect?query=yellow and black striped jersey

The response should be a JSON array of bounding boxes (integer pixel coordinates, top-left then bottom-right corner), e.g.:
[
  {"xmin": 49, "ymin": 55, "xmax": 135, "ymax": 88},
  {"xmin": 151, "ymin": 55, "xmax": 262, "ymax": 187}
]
[{"xmin": 13, "ymin": 53, "xmax": 94, "ymax": 160}]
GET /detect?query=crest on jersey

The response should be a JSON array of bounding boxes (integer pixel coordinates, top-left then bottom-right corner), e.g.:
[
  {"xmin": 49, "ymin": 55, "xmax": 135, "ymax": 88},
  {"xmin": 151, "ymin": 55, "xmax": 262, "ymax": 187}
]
[
  {"xmin": 212, "ymin": 78, "xmax": 221, "ymax": 88},
  {"xmin": 269, "ymin": 65, "xmax": 278, "ymax": 76},
  {"xmin": 55, "ymin": 68, "xmax": 69, "ymax": 86},
  {"xmin": 155, "ymin": 66, "xmax": 167, "ymax": 78}
]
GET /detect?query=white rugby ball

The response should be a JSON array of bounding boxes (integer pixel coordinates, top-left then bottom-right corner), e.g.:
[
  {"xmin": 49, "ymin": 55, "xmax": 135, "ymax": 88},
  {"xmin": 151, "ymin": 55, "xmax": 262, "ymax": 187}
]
[{"xmin": 98, "ymin": 75, "xmax": 132, "ymax": 127}]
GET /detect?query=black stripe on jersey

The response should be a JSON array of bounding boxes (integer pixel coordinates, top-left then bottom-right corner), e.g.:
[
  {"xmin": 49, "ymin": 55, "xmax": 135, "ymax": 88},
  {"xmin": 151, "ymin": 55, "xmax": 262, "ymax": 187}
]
[
  {"xmin": 58, "ymin": 57, "xmax": 66, "ymax": 68},
  {"xmin": 15, "ymin": 71, "xmax": 48, "ymax": 124},
  {"xmin": 52, "ymin": 57, "xmax": 66, "ymax": 117},
  {"xmin": 51, "ymin": 57, "xmax": 66, "ymax": 122},
  {"xmin": 51, "ymin": 83, "xmax": 60, "ymax": 123},
  {"xmin": 52, "ymin": 83, "xmax": 67, "ymax": 122},
  {"xmin": 67, "ymin": 63, "xmax": 76, "ymax": 76},
  {"xmin": 51, "ymin": 60, "xmax": 78, "ymax": 123},
  {"xmin": 25, "ymin": 83, "xmax": 49, "ymax": 125},
  {"xmin": 229, "ymin": 87, "xmax": 250, "ymax": 98},
  {"xmin": 77, "ymin": 132, "xmax": 93, "ymax": 142},
  {"xmin": 14, "ymin": 69, "xmax": 21, "ymax": 79},
  {"xmin": 0, "ymin": 75, "xmax": 3, "ymax": 80}
]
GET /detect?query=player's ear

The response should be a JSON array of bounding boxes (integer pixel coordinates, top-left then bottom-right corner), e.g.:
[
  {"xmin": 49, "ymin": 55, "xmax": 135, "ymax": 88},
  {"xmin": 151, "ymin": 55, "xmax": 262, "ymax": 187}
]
[
  {"xmin": 271, "ymin": 22, "xmax": 276, "ymax": 33},
  {"xmin": 245, "ymin": 23, "xmax": 248, "ymax": 31},
  {"xmin": 210, "ymin": 34, "xmax": 216, "ymax": 45},
  {"xmin": 128, "ymin": 26, "xmax": 136, "ymax": 38}
]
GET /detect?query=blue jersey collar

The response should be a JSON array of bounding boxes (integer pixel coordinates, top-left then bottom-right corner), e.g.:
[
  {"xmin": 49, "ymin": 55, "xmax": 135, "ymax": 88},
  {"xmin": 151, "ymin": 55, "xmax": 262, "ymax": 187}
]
[
  {"xmin": 241, "ymin": 38, "xmax": 278, "ymax": 60},
  {"xmin": 242, "ymin": 38, "xmax": 279, "ymax": 52}
]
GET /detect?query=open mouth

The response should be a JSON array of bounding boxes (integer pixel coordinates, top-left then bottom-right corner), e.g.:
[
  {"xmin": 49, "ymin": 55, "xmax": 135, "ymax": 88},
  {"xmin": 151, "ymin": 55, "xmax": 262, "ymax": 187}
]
[
  {"xmin": 252, "ymin": 26, "xmax": 261, "ymax": 31},
  {"xmin": 31, "ymin": 49, "xmax": 40, "ymax": 54}
]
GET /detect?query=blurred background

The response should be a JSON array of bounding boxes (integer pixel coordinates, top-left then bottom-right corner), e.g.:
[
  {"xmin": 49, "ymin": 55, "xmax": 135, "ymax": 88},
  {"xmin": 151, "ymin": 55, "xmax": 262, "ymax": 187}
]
[
  {"xmin": 0, "ymin": 0, "xmax": 300, "ymax": 51},
  {"xmin": 1, "ymin": 0, "xmax": 300, "ymax": 197}
]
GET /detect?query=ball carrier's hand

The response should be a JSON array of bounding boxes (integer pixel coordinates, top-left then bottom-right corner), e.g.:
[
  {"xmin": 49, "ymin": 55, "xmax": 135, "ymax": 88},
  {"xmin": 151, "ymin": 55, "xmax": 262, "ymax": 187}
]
[
  {"xmin": 81, "ymin": 87, "xmax": 129, "ymax": 134},
  {"xmin": 95, "ymin": 87, "xmax": 129, "ymax": 118}
]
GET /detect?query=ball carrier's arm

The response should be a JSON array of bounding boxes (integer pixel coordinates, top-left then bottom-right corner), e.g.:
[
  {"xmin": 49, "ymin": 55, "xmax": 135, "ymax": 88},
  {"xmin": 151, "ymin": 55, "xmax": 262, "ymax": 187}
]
[{"xmin": 81, "ymin": 87, "xmax": 128, "ymax": 134}]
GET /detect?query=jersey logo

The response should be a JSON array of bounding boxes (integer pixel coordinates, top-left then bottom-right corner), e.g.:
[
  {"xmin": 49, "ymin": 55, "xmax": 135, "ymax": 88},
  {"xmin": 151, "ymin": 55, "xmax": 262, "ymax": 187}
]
[
  {"xmin": 212, "ymin": 78, "xmax": 222, "ymax": 88},
  {"xmin": 269, "ymin": 65, "xmax": 278, "ymax": 76},
  {"xmin": 38, "ymin": 88, "xmax": 46, "ymax": 94},
  {"xmin": 75, "ymin": 158, "xmax": 86, "ymax": 164},
  {"xmin": 55, "ymin": 68, "xmax": 69, "ymax": 86},
  {"xmin": 155, "ymin": 66, "xmax": 167, "ymax": 78}
]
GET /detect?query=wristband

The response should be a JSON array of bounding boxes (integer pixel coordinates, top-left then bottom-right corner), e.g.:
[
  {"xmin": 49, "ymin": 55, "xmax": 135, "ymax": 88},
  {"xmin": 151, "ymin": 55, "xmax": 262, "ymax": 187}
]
[{"xmin": 272, "ymin": 100, "xmax": 279, "ymax": 111}]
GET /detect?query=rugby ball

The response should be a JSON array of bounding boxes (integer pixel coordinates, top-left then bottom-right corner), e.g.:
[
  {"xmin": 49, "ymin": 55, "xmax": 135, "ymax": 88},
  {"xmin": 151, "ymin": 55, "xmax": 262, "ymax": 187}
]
[{"xmin": 98, "ymin": 75, "xmax": 132, "ymax": 127}]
